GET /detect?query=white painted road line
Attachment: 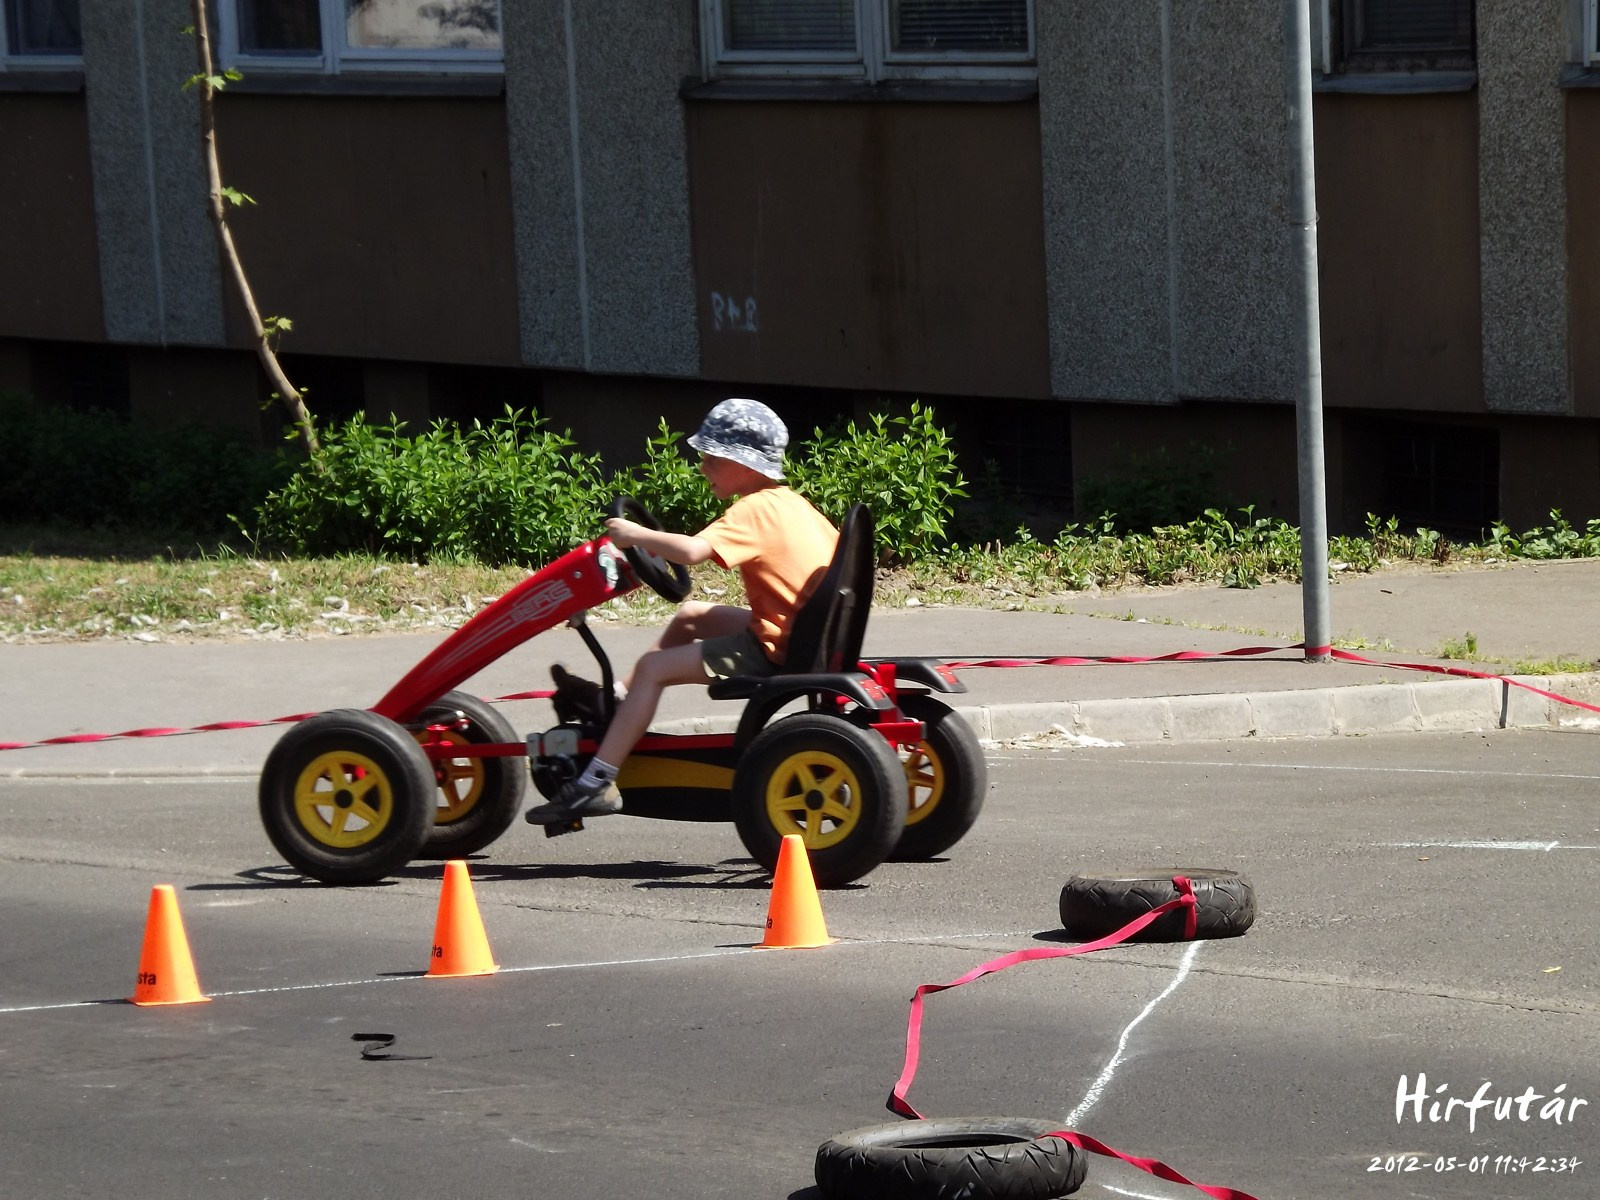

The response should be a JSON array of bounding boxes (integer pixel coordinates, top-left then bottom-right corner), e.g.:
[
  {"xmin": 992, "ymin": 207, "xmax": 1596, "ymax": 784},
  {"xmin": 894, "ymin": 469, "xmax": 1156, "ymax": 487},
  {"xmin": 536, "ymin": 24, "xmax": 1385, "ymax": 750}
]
[
  {"xmin": 0, "ymin": 930, "xmax": 1037, "ymax": 1017},
  {"xmin": 1380, "ymin": 840, "xmax": 1600, "ymax": 852},
  {"xmin": 1123, "ymin": 759, "xmax": 1600, "ymax": 781}
]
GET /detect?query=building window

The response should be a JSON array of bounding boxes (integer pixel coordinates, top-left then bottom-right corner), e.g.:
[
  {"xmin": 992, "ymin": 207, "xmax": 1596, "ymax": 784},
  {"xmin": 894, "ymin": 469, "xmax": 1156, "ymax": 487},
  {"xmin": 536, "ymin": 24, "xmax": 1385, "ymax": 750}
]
[
  {"xmin": 702, "ymin": 0, "xmax": 1035, "ymax": 83},
  {"xmin": 220, "ymin": 0, "xmax": 502, "ymax": 74},
  {"xmin": 1, "ymin": 0, "xmax": 82, "ymax": 63},
  {"xmin": 1380, "ymin": 420, "xmax": 1498, "ymax": 534},
  {"xmin": 1330, "ymin": 0, "xmax": 1474, "ymax": 74}
]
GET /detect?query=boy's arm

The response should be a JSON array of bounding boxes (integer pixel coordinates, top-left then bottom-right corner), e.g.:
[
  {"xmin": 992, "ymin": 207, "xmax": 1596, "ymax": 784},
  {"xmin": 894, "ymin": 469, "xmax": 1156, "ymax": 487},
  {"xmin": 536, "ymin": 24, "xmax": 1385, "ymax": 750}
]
[{"xmin": 605, "ymin": 518, "xmax": 715, "ymax": 566}]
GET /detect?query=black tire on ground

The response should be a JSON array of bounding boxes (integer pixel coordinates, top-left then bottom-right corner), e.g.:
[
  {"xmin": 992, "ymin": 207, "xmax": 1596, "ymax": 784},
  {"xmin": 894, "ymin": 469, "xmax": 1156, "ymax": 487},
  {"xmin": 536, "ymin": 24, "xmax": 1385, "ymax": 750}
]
[
  {"xmin": 731, "ymin": 713, "xmax": 907, "ymax": 888},
  {"xmin": 1058, "ymin": 868, "xmax": 1256, "ymax": 943},
  {"xmin": 413, "ymin": 690, "xmax": 526, "ymax": 859},
  {"xmin": 888, "ymin": 694, "xmax": 988, "ymax": 861},
  {"xmin": 259, "ymin": 709, "xmax": 436, "ymax": 885},
  {"xmin": 815, "ymin": 1116, "xmax": 1087, "ymax": 1200}
]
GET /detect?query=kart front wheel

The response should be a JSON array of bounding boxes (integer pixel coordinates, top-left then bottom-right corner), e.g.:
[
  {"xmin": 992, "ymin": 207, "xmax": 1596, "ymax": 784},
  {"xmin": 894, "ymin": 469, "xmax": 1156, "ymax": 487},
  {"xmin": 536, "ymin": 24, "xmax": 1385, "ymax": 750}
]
[
  {"xmin": 259, "ymin": 709, "xmax": 435, "ymax": 885},
  {"xmin": 890, "ymin": 695, "xmax": 987, "ymax": 861},
  {"xmin": 413, "ymin": 690, "xmax": 526, "ymax": 860},
  {"xmin": 732, "ymin": 714, "xmax": 907, "ymax": 888}
]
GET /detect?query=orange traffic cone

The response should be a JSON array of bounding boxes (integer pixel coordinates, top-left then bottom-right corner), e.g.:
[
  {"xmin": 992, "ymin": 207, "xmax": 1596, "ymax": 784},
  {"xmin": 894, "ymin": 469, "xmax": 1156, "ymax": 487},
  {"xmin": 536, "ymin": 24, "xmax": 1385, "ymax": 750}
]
[
  {"xmin": 129, "ymin": 884, "xmax": 210, "ymax": 1006},
  {"xmin": 760, "ymin": 834, "xmax": 834, "ymax": 949},
  {"xmin": 426, "ymin": 860, "xmax": 498, "ymax": 978}
]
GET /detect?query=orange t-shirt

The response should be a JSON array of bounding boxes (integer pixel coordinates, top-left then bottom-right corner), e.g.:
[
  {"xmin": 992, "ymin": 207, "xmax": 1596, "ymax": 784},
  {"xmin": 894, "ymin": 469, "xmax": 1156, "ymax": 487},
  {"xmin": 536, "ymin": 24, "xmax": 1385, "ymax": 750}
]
[{"xmin": 697, "ymin": 486, "xmax": 839, "ymax": 663}]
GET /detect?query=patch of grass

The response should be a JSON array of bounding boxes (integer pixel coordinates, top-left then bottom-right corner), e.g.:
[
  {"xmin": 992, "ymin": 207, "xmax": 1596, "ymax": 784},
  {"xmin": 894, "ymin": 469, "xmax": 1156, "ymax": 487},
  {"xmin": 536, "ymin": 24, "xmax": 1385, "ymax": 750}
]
[
  {"xmin": 1504, "ymin": 657, "xmax": 1598, "ymax": 676},
  {"xmin": 1332, "ymin": 633, "xmax": 1396, "ymax": 653},
  {"xmin": 0, "ymin": 550, "xmax": 683, "ymax": 643},
  {"xmin": 8, "ymin": 503, "xmax": 1600, "ymax": 645}
]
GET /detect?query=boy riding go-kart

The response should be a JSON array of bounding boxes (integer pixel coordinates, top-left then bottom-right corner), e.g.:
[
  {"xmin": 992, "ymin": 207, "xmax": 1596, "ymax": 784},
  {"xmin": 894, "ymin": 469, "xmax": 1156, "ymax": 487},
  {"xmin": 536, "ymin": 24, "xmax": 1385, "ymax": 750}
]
[{"xmin": 257, "ymin": 401, "xmax": 985, "ymax": 889}]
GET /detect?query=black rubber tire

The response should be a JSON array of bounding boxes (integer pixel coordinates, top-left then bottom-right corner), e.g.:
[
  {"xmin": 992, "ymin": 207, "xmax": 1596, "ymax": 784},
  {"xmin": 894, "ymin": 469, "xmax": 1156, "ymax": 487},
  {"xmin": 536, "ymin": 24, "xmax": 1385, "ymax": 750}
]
[
  {"xmin": 259, "ymin": 709, "xmax": 436, "ymax": 885},
  {"xmin": 815, "ymin": 1116, "xmax": 1087, "ymax": 1200},
  {"xmin": 413, "ymin": 690, "xmax": 526, "ymax": 859},
  {"xmin": 1058, "ymin": 868, "xmax": 1256, "ymax": 943},
  {"xmin": 889, "ymin": 695, "xmax": 988, "ymax": 861},
  {"xmin": 731, "ymin": 713, "xmax": 907, "ymax": 888}
]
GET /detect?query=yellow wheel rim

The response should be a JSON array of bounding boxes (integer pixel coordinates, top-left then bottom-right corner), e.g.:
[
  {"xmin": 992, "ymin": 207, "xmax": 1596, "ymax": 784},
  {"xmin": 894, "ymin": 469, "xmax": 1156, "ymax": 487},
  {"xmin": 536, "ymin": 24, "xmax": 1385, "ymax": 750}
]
[
  {"xmin": 902, "ymin": 740, "xmax": 945, "ymax": 828},
  {"xmin": 292, "ymin": 750, "xmax": 395, "ymax": 848},
  {"xmin": 417, "ymin": 728, "xmax": 482, "ymax": 826},
  {"xmin": 764, "ymin": 750, "xmax": 862, "ymax": 850}
]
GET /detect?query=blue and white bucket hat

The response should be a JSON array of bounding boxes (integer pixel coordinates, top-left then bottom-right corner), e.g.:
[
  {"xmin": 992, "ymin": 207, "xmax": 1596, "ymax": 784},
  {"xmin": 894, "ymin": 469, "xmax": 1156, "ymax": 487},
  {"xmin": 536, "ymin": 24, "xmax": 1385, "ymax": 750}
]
[{"xmin": 687, "ymin": 398, "xmax": 788, "ymax": 480}]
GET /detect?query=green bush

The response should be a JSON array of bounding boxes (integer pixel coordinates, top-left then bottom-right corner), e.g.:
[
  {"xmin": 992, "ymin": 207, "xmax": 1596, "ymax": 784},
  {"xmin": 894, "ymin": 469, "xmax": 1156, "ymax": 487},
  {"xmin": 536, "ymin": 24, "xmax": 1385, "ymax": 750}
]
[
  {"xmin": 613, "ymin": 420, "xmax": 718, "ymax": 535},
  {"xmin": 249, "ymin": 409, "xmax": 609, "ymax": 566},
  {"xmin": 789, "ymin": 401, "xmax": 967, "ymax": 563},
  {"xmin": 246, "ymin": 401, "xmax": 971, "ymax": 566},
  {"xmin": 0, "ymin": 392, "xmax": 281, "ymax": 536}
]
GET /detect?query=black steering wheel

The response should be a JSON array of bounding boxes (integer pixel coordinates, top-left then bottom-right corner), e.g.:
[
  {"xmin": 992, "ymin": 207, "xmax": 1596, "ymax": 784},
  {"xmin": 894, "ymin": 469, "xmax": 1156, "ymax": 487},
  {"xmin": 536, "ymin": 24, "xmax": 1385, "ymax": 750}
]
[{"xmin": 606, "ymin": 496, "xmax": 693, "ymax": 603}]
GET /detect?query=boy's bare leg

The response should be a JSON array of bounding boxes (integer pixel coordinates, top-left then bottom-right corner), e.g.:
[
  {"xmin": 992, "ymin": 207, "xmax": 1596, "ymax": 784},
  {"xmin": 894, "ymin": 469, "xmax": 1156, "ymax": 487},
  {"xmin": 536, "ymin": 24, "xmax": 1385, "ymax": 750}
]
[
  {"xmin": 530, "ymin": 606, "xmax": 748, "ymax": 821},
  {"xmin": 644, "ymin": 601, "xmax": 748, "ymax": 649},
  {"xmin": 598, "ymin": 642, "xmax": 715, "ymax": 765}
]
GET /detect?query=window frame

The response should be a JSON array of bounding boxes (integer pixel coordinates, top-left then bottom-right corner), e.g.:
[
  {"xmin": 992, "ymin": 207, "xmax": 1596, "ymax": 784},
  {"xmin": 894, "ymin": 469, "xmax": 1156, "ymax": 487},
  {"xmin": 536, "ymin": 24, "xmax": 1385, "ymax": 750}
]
[
  {"xmin": 0, "ymin": 0, "xmax": 84, "ymax": 69},
  {"xmin": 700, "ymin": 0, "xmax": 1036, "ymax": 85},
  {"xmin": 1326, "ymin": 0, "xmax": 1476, "ymax": 76},
  {"xmin": 216, "ymin": 0, "xmax": 504, "ymax": 77},
  {"xmin": 1589, "ymin": 0, "xmax": 1600, "ymax": 65}
]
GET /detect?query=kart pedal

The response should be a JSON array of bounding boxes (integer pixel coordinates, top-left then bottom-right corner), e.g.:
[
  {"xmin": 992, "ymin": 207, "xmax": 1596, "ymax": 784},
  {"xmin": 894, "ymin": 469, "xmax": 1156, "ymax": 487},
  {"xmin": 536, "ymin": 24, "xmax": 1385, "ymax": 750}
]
[{"xmin": 543, "ymin": 817, "xmax": 585, "ymax": 838}]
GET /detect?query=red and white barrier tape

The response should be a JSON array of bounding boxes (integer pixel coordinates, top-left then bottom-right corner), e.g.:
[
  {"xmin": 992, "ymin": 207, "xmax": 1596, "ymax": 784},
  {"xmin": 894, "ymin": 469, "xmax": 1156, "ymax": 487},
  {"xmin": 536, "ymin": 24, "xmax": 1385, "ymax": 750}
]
[
  {"xmin": 887, "ymin": 875, "xmax": 1262, "ymax": 1200},
  {"xmin": 5, "ymin": 641, "xmax": 1598, "ymax": 752}
]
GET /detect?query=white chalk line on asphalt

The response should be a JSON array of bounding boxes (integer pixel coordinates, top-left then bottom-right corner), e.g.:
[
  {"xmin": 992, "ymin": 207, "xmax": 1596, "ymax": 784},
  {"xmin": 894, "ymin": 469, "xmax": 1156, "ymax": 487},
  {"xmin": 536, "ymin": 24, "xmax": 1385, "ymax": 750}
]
[
  {"xmin": 1064, "ymin": 940, "xmax": 1203, "ymax": 1130},
  {"xmin": 0, "ymin": 929, "xmax": 1033, "ymax": 1016}
]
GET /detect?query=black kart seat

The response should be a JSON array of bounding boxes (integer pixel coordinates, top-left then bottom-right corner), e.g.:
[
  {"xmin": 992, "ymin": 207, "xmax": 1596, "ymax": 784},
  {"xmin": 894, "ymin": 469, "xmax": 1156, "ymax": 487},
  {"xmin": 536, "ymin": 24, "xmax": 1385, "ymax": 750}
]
[{"xmin": 707, "ymin": 504, "xmax": 874, "ymax": 702}]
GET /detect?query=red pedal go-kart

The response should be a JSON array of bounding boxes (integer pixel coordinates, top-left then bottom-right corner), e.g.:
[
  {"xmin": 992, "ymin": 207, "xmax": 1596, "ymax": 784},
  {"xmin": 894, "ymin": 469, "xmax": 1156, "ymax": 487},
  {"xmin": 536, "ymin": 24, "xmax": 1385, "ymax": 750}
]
[{"xmin": 258, "ymin": 499, "xmax": 986, "ymax": 888}]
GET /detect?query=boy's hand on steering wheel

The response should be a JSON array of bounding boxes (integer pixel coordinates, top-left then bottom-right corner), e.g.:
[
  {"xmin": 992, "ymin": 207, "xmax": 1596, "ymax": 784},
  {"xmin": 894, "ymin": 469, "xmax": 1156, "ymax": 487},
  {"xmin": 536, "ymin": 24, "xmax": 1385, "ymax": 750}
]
[{"xmin": 605, "ymin": 517, "xmax": 646, "ymax": 548}]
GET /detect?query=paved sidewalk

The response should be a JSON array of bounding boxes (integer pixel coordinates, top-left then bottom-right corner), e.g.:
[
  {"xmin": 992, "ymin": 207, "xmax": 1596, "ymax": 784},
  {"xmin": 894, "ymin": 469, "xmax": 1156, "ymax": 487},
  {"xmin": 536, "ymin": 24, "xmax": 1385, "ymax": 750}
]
[{"xmin": 3, "ymin": 559, "xmax": 1599, "ymax": 777}]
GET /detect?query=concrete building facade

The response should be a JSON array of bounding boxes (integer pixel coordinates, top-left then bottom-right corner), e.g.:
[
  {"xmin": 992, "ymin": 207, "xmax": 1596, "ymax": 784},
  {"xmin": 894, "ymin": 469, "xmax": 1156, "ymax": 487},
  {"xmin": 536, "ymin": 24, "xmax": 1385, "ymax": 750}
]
[{"xmin": 3, "ymin": 1, "xmax": 1597, "ymax": 533}]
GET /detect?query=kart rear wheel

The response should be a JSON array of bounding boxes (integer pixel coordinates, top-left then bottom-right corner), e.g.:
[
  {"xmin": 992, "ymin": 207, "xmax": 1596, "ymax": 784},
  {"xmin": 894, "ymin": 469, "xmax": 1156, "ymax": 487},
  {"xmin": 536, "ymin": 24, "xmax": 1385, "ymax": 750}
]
[
  {"xmin": 889, "ymin": 695, "xmax": 987, "ymax": 861},
  {"xmin": 413, "ymin": 690, "xmax": 526, "ymax": 860},
  {"xmin": 259, "ymin": 709, "xmax": 435, "ymax": 885},
  {"xmin": 732, "ymin": 713, "xmax": 906, "ymax": 888}
]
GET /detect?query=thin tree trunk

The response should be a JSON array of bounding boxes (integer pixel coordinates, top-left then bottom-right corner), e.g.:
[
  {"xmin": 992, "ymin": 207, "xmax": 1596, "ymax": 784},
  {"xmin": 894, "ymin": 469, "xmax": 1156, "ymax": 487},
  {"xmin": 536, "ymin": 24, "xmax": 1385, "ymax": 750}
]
[{"xmin": 189, "ymin": 0, "xmax": 319, "ymax": 457}]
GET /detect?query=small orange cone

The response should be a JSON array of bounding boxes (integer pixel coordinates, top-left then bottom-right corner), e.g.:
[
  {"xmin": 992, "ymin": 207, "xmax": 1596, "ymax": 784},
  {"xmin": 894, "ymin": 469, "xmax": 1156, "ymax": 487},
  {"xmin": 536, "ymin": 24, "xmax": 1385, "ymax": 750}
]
[
  {"xmin": 759, "ymin": 834, "xmax": 834, "ymax": 949},
  {"xmin": 426, "ymin": 860, "xmax": 498, "ymax": 978},
  {"xmin": 129, "ymin": 884, "xmax": 210, "ymax": 1006}
]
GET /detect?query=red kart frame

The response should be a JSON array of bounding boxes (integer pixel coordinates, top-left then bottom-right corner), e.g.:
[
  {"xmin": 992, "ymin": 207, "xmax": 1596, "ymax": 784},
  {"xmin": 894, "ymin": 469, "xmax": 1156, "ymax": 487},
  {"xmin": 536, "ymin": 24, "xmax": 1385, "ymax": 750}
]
[{"xmin": 257, "ymin": 506, "xmax": 985, "ymax": 889}]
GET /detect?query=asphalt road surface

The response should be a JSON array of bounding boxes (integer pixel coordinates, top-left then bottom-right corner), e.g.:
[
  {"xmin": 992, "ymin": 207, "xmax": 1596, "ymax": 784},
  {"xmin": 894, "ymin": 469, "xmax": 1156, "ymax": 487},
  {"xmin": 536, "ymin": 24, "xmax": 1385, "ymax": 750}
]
[{"xmin": 2, "ymin": 729, "xmax": 1596, "ymax": 1200}]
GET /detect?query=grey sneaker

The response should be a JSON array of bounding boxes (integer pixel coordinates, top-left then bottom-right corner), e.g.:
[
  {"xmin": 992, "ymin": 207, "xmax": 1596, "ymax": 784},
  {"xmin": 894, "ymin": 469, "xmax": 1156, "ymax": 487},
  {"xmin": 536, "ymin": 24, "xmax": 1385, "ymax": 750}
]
[{"xmin": 524, "ymin": 776, "xmax": 622, "ymax": 824}]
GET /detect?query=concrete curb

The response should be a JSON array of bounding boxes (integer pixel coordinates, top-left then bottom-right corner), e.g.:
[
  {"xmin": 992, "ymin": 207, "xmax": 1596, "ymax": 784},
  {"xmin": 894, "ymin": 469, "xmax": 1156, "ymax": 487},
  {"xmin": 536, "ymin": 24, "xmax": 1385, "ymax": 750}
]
[
  {"xmin": 962, "ymin": 671, "xmax": 1600, "ymax": 745},
  {"xmin": 654, "ymin": 672, "xmax": 1600, "ymax": 746}
]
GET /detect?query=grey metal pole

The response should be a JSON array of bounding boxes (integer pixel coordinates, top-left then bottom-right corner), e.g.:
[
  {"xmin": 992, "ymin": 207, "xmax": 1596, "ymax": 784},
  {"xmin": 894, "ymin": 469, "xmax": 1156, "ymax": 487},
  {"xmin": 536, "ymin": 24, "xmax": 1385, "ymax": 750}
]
[{"xmin": 1285, "ymin": 0, "xmax": 1331, "ymax": 661}]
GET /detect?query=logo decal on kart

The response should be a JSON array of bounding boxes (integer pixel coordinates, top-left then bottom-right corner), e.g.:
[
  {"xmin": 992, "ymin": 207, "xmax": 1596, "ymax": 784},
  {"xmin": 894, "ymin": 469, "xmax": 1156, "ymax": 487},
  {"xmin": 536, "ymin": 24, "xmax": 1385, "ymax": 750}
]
[
  {"xmin": 424, "ymin": 578, "xmax": 577, "ymax": 680},
  {"xmin": 596, "ymin": 543, "xmax": 625, "ymax": 593},
  {"xmin": 511, "ymin": 578, "xmax": 575, "ymax": 625}
]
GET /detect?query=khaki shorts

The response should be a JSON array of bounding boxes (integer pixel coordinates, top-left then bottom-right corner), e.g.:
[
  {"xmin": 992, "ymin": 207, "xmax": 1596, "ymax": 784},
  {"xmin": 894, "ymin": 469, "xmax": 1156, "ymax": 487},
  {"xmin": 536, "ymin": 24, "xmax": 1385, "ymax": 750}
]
[{"xmin": 701, "ymin": 627, "xmax": 781, "ymax": 681}]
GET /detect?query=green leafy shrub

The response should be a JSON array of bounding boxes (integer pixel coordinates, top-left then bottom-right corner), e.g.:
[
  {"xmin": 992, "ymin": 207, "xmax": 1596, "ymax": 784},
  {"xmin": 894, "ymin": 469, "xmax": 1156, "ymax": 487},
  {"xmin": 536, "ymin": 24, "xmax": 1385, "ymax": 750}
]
[
  {"xmin": 250, "ymin": 409, "xmax": 608, "ymax": 566},
  {"xmin": 1487, "ymin": 509, "xmax": 1600, "ymax": 560},
  {"xmin": 612, "ymin": 420, "xmax": 718, "ymax": 534},
  {"xmin": 0, "ymin": 392, "xmax": 282, "ymax": 536},
  {"xmin": 789, "ymin": 402, "xmax": 968, "ymax": 563}
]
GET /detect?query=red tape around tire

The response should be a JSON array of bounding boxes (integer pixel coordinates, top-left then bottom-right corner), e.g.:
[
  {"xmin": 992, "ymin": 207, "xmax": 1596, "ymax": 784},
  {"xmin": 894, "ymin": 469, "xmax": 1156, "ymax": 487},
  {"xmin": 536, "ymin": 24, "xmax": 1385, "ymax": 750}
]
[
  {"xmin": 8, "ymin": 638, "xmax": 1600, "ymax": 752},
  {"xmin": 887, "ymin": 876, "xmax": 1263, "ymax": 1200}
]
